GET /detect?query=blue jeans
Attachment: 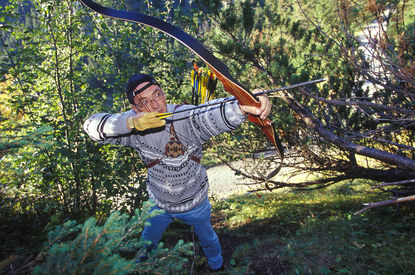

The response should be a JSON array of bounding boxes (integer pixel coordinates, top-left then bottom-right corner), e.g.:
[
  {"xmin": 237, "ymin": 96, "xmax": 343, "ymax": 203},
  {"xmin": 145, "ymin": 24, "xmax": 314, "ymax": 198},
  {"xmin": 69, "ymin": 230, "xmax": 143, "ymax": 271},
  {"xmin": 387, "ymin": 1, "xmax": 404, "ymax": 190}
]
[{"xmin": 142, "ymin": 198, "xmax": 223, "ymax": 270}]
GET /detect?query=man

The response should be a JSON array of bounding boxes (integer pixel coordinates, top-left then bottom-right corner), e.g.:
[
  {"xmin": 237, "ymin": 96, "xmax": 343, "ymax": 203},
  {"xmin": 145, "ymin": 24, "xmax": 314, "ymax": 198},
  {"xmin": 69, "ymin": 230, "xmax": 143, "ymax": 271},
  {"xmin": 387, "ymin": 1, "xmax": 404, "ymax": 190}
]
[{"xmin": 83, "ymin": 73, "xmax": 271, "ymax": 271}]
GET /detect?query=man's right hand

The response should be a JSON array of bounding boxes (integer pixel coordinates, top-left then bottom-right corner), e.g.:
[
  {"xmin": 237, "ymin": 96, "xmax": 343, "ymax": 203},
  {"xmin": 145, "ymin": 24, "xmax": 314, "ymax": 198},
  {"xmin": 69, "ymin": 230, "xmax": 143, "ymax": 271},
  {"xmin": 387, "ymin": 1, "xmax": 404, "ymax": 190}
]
[{"xmin": 127, "ymin": 112, "xmax": 166, "ymax": 131}]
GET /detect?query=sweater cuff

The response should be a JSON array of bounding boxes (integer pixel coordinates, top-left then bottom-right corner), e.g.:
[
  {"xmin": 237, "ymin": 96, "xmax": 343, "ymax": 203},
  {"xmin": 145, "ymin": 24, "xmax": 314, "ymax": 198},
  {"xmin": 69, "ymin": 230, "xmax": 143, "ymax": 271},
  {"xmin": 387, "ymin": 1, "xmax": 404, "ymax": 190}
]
[
  {"xmin": 225, "ymin": 100, "xmax": 246, "ymax": 126},
  {"xmin": 121, "ymin": 110, "xmax": 137, "ymax": 132}
]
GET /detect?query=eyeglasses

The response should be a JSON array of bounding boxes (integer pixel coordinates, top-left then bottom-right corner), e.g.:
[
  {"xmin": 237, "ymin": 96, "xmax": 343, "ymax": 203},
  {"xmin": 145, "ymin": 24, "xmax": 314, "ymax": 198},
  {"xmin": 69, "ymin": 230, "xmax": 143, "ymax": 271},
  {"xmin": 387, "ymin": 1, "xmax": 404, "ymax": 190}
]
[{"xmin": 135, "ymin": 91, "xmax": 164, "ymax": 108}]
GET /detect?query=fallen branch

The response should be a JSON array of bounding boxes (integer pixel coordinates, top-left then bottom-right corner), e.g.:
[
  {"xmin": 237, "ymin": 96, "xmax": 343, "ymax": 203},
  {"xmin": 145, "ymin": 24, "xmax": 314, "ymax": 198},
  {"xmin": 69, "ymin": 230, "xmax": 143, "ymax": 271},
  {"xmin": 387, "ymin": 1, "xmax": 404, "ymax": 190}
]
[
  {"xmin": 354, "ymin": 195, "xmax": 415, "ymax": 215},
  {"xmin": 371, "ymin": 179, "xmax": 415, "ymax": 189}
]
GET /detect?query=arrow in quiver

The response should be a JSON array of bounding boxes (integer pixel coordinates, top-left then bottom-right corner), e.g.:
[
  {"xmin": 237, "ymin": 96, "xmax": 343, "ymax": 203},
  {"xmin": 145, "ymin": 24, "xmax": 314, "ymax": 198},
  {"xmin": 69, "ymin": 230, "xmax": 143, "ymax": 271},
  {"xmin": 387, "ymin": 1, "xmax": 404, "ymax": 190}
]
[{"xmin": 191, "ymin": 62, "xmax": 217, "ymax": 106}]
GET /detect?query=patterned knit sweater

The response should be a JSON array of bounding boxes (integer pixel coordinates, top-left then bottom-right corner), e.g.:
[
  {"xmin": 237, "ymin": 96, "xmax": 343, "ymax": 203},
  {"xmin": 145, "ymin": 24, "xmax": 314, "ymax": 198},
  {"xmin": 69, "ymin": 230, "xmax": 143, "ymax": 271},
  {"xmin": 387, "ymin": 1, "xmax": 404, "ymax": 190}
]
[{"xmin": 83, "ymin": 98, "xmax": 246, "ymax": 212}]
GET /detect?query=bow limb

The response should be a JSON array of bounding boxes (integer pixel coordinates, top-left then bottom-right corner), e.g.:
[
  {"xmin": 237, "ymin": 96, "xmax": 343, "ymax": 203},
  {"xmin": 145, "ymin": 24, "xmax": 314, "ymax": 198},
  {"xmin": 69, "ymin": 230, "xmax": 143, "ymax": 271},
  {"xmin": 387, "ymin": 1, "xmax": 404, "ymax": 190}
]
[
  {"xmin": 207, "ymin": 66, "xmax": 285, "ymax": 180},
  {"xmin": 78, "ymin": 0, "xmax": 284, "ymax": 180}
]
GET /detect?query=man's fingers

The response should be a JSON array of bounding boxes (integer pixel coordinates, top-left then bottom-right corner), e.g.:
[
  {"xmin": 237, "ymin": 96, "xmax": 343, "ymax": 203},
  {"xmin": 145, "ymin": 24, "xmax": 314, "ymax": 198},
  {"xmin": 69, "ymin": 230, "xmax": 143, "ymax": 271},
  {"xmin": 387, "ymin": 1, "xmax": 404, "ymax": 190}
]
[
  {"xmin": 142, "ymin": 112, "xmax": 157, "ymax": 119},
  {"xmin": 146, "ymin": 112, "xmax": 166, "ymax": 127},
  {"xmin": 257, "ymin": 95, "xmax": 271, "ymax": 120},
  {"xmin": 239, "ymin": 94, "xmax": 272, "ymax": 120},
  {"xmin": 240, "ymin": 105, "xmax": 261, "ymax": 116}
]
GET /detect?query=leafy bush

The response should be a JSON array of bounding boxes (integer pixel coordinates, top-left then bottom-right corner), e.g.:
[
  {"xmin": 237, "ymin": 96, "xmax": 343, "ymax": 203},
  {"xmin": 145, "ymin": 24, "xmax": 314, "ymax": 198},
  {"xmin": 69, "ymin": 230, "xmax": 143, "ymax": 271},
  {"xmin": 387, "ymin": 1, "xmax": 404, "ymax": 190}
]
[{"xmin": 33, "ymin": 201, "xmax": 193, "ymax": 275}]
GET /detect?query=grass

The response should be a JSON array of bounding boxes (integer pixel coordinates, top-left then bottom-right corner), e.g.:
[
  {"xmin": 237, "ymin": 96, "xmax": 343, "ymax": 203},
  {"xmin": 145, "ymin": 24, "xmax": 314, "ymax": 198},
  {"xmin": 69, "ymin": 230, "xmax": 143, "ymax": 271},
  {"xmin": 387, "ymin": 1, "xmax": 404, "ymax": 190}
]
[
  {"xmin": 162, "ymin": 181, "xmax": 415, "ymax": 274},
  {"xmin": 2, "ymin": 180, "xmax": 413, "ymax": 274}
]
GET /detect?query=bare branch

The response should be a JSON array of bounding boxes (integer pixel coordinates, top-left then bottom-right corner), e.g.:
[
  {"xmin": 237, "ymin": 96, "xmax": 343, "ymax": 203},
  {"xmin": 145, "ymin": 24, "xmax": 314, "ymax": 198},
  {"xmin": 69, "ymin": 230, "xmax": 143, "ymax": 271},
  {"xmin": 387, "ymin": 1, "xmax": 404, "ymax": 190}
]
[
  {"xmin": 297, "ymin": 87, "xmax": 415, "ymax": 116},
  {"xmin": 296, "ymin": 0, "xmax": 340, "ymax": 47},
  {"xmin": 277, "ymin": 88, "xmax": 415, "ymax": 172},
  {"xmin": 354, "ymin": 195, "xmax": 415, "ymax": 215},
  {"xmin": 372, "ymin": 179, "xmax": 415, "ymax": 189}
]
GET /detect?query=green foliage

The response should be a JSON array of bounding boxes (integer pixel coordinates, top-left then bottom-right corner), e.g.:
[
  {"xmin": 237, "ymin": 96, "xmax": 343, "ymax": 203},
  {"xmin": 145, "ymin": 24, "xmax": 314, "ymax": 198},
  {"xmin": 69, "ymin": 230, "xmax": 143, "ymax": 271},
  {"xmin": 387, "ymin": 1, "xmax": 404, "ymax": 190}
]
[
  {"xmin": 195, "ymin": 0, "xmax": 415, "ymax": 190},
  {"xmin": 1, "ymin": 0, "xmax": 414, "ymax": 273},
  {"xmin": 194, "ymin": 0, "xmax": 338, "ymax": 159},
  {"xmin": 0, "ymin": 0, "xmax": 201, "ymax": 265},
  {"xmin": 0, "ymin": 0, "xmax": 200, "ymax": 224},
  {"xmin": 34, "ymin": 201, "xmax": 193, "ymax": 275},
  {"xmin": 203, "ymin": 182, "xmax": 415, "ymax": 274},
  {"xmin": 0, "ymin": 125, "xmax": 54, "ymax": 155}
]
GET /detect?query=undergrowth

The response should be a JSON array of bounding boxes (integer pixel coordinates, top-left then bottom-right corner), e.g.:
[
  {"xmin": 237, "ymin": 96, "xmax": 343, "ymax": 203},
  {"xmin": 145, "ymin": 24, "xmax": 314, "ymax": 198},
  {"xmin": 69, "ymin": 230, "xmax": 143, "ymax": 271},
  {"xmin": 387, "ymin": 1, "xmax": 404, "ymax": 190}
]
[
  {"xmin": 2, "ymin": 181, "xmax": 414, "ymax": 274},
  {"xmin": 172, "ymin": 181, "xmax": 415, "ymax": 274}
]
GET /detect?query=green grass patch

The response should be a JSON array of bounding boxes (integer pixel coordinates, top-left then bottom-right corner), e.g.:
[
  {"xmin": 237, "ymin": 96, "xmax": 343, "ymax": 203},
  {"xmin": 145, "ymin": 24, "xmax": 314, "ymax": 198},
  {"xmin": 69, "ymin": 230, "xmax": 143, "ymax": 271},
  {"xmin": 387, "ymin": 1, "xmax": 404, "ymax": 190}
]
[
  {"xmin": 3, "ymin": 180, "xmax": 414, "ymax": 274},
  {"xmin": 175, "ymin": 181, "xmax": 415, "ymax": 274}
]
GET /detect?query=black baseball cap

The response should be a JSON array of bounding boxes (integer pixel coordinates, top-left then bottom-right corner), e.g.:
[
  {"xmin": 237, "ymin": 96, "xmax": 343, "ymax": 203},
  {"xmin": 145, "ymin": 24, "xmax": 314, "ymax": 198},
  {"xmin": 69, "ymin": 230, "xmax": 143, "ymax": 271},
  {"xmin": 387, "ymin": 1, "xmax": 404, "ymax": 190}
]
[{"xmin": 126, "ymin": 74, "xmax": 159, "ymax": 104}]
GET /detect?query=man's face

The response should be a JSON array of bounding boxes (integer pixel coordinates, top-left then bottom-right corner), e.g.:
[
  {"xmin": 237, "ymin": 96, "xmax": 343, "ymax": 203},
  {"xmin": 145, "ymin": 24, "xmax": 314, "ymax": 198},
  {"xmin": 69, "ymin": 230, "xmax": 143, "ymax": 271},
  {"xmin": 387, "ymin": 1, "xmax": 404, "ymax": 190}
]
[{"xmin": 131, "ymin": 82, "xmax": 167, "ymax": 114}]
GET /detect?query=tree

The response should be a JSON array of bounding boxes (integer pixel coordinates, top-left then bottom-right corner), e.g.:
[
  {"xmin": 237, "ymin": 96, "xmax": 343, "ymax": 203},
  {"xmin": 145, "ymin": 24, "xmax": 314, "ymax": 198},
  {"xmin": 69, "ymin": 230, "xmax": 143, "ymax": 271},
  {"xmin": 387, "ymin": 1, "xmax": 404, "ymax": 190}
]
[
  {"xmin": 0, "ymin": 0, "xmax": 198, "ymax": 220},
  {"xmin": 0, "ymin": 0, "xmax": 200, "ymax": 262},
  {"xmin": 194, "ymin": 0, "xmax": 415, "ymax": 207},
  {"xmin": 4, "ymin": 201, "xmax": 193, "ymax": 274}
]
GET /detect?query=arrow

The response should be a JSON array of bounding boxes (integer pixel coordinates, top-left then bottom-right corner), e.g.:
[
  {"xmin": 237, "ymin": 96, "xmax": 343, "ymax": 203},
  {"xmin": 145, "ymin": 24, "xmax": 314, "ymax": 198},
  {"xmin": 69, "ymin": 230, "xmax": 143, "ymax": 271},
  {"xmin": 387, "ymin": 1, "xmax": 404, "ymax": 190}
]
[{"xmin": 157, "ymin": 78, "xmax": 327, "ymax": 119}]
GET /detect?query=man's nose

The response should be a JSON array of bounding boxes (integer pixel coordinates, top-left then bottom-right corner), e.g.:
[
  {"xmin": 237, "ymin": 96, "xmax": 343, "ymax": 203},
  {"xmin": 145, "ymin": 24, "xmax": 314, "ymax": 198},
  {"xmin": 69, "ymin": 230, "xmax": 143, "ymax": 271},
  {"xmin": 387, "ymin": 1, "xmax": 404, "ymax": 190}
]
[{"xmin": 150, "ymin": 99, "xmax": 159, "ymax": 109}]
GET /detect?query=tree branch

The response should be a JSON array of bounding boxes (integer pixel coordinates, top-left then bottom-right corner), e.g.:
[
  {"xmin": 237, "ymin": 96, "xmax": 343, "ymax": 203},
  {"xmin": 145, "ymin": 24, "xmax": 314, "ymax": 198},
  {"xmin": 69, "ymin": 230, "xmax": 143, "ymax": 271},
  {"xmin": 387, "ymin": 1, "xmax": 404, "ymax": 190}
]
[
  {"xmin": 297, "ymin": 87, "xmax": 415, "ymax": 116},
  {"xmin": 372, "ymin": 179, "xmax": 415, "ymax": 189},
  {"xmin": 354, "ymin": 194, "xmax": 415, "ymax": 215},
  {"xmin": 276, "ymin": 88, "xmax": 415, "ymax": 172}
]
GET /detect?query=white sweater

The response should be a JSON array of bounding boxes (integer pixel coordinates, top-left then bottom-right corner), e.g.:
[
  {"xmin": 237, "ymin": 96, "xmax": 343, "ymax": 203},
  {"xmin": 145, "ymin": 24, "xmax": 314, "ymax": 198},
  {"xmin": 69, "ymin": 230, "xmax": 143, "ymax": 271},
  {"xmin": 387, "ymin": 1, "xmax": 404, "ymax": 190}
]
[{"xmin": 83, "ymin": 98, "xmax": 245, "ymax": 212}]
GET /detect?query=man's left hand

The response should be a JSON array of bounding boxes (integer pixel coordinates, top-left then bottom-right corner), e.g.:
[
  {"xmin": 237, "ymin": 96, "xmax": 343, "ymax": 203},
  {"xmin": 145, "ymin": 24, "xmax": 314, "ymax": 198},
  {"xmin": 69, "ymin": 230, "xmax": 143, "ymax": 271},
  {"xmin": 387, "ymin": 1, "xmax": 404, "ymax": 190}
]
[{"xmin": 239, "ymin": 89, "xmax": 271, "ymax": 120}]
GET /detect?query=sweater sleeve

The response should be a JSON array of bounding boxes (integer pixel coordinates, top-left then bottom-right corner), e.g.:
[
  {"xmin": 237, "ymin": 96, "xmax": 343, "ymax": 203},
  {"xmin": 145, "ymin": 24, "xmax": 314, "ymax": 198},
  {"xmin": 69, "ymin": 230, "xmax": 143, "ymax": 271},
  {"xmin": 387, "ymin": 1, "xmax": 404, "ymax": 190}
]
[
  {"xmin": 176, "ymin": 97, "xmax": 246, "ymax": 143},
  {"xmin": 83, "ymin": 110, "xmax": 136, "ymax": 145}
]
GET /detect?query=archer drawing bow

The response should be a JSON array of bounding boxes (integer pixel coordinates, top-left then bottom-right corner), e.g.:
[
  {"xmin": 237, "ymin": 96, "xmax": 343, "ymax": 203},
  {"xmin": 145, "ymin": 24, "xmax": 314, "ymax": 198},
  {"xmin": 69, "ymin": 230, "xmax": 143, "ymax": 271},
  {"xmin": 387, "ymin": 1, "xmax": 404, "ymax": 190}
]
[{"xmin": 78, "ymin": 0, "xmax": 284, "ymax": 181}]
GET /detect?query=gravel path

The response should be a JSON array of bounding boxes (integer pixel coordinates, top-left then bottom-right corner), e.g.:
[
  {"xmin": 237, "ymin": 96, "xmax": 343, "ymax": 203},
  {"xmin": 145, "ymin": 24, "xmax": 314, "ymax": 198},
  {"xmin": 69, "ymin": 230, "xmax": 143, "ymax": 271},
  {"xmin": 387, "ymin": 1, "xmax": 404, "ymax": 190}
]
[
  {"xmin": 206, "ymin": 163, "xmax": 250, "ymax": 199},
  {"xmin": 206, "ymin": 160, "xmax": 296, "ymax": 200}
]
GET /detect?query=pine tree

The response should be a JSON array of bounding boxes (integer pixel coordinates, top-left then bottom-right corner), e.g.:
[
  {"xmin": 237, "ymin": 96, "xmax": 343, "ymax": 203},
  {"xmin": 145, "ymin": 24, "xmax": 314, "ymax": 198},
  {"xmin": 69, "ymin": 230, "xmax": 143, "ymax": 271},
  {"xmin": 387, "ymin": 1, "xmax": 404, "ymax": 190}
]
[{"xmin": 34, "ymin": 201, "xmax": 193, "ymax": 275}]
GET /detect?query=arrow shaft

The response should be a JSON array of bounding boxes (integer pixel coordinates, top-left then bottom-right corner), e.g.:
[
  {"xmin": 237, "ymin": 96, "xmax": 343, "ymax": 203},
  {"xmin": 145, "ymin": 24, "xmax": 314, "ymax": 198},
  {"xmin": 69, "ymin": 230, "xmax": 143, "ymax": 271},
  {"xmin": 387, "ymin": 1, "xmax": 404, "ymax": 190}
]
[{"xmin": 157, "ymin": 78, "xmax": 326, "ymax": 119}]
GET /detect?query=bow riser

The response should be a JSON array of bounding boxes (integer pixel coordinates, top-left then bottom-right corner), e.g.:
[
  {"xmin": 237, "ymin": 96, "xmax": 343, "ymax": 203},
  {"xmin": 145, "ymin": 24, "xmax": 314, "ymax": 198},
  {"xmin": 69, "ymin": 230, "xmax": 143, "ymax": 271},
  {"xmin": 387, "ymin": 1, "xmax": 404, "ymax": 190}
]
[
  {"xmin": 205, "ymin": 64, "xmax": 280, "ymax": 152},
  {"xmin": 207, "ymin": 65, "xmax": 272, "ymax": 127}
]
